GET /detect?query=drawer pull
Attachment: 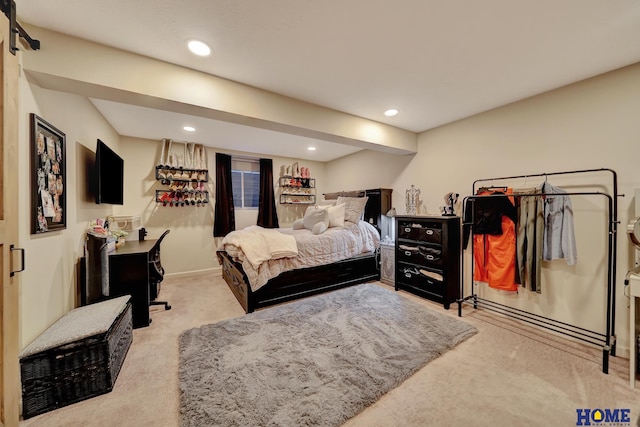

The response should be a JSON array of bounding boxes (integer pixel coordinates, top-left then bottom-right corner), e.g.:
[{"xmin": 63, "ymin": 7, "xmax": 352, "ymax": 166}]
[
  {"xmin": 426, "ymin": 229, "xmax": 434, "ymax": 235},
  {"xmin": 404, "ymin": 251, "xmax": 412, "ymax": 256},
  {"xmin": 402, "ymin": 267, "xmax": 420, "ymax": 279},
  {"xmin": 404, "ymin": 227, "xmax": 411, "ymax": 232},
  {"xmin": 426, "ymin": 255, "xmax": 434, "ymax": 260}
]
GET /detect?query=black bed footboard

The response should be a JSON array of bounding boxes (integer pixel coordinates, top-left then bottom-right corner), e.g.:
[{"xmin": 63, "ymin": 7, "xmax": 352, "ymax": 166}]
[{"xmin": 217, "ymin": 251, "xmax": 380, "ymax": 313}]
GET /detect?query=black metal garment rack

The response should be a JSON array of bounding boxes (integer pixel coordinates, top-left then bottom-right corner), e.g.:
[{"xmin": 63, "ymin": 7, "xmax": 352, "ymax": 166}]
[{"xmin": 457, "ymin": 168, "xmax": 620, "ymax": 373}]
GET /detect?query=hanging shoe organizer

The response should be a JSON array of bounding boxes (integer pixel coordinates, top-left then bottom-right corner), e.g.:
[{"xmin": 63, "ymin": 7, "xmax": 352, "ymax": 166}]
[
  {"xmin": 154, "ymin": 139, "xmax": 209, "ymax": 207},
  {"xmin": 278, "ymin": 161, "xmax": 316, "ymax": 204}
]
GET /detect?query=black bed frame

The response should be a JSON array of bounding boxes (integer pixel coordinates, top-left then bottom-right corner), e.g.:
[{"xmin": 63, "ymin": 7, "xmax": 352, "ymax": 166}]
[
  {"xmin": 217, "ymin": 250, "xmax": 380, "ymax": 313},
  {"xmin": 217, "ymin": 190, "xmax": 387, "ymax": 313}
]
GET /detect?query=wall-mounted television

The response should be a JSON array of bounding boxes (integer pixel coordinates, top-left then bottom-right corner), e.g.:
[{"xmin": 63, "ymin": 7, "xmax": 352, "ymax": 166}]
[{"xmin": 95, "ymin": 139, "xmax": 124, "ymax": 205}]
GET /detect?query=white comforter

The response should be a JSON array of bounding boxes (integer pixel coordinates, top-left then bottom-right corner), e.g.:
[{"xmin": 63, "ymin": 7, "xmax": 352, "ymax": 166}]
[
  {"xmin": 219, "ymin": 221, "xmax": 380, "ymax": 291},
  {"xmin": 220, "ymin": 225, "xmax": 298, "ymax": 269}
]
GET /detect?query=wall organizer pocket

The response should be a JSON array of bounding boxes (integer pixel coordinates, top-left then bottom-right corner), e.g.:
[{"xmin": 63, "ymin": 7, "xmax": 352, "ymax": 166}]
[
  {"xmin": 30, "ymin": 114, "xmax": 67, "ymax": 234},
  {"xmin": 154, "ymin": 139, "xmax": 209, "ymax": 207},
  {"xmin": 278, "ymin": 162, "xmax": 316, "ymax": 204}
]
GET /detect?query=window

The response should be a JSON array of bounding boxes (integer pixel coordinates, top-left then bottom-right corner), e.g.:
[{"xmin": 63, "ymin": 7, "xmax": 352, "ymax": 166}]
[{"xmin": 232, "ymin": 158, "xmax": 260, "ymax": 209}]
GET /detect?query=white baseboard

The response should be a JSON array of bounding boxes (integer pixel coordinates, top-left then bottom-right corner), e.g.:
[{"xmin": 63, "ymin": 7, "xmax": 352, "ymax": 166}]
[{"xmin": 164, "ymin": 267, "xmax": 221, "ymax": 279}]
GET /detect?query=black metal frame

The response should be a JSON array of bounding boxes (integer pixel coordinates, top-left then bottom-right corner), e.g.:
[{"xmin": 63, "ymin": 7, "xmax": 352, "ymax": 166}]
[
  {"xmin": 1, "ymin": 0, "xmax": 41, "ymax": 54},
  {"xmin": 457, "ymin": 168, "xmax": 620, "ymax": 373}
]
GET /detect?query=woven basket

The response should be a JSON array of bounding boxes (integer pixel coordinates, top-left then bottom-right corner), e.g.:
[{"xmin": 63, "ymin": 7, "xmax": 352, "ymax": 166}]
[{"xmin": 20, "ymin": 302, "xmax": 132, "ymax": 419}]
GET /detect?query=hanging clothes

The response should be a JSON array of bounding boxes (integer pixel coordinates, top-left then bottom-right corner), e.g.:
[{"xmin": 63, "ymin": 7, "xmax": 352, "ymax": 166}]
[
  {"xmin": 513, "ymin": 187, "xmax": 544, "ymax": 293},
  {"xmin": 463, "ymin": 188, "xmax": 518, "ymax": 292},
  {"xmin": 542, "ymin": 182, "xmax": 577, "ymax": 265},
  {"xmin": 463, "ymin": 188, "xmax": 518, "ymax": 247}
]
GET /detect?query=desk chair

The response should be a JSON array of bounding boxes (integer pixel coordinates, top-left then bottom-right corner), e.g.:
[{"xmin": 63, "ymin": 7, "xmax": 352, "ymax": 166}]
[{"xmin": 149, "ymin": 230, "xmax": 171, "ymax": 311}]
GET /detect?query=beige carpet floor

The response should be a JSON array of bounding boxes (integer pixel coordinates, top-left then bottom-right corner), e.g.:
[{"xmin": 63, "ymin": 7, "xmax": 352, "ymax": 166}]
[{"xmin": 19, "ymin": 272, "xmax": 640, "ymax": 426}]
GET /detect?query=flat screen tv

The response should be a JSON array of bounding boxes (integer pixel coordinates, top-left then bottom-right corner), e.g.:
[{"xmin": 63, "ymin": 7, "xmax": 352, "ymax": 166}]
[{"xmin": 95, "ymin": 139, "xmax": 124, "ymax": 205}]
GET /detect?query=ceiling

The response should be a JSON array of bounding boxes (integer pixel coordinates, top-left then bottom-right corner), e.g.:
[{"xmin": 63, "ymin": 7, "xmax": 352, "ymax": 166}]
[{"xmin": 16, "ymin": 0, "xmax": 640, "ymax": 162}]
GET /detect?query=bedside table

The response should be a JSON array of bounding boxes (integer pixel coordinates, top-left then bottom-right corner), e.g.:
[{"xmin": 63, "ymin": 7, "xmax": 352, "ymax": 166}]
[{"xmin": 380, "ymin": 242, "xmax": 395, "ymax": 285}]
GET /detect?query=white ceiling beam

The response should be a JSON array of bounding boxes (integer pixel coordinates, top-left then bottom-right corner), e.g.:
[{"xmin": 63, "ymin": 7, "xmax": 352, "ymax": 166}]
[{"xmin": 20, "ymin": 25, "xmax": 417, "ymax": 155}]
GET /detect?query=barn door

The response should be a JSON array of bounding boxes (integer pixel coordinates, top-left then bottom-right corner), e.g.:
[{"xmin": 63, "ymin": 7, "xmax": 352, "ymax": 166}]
[{"xmin": 0, "ymin": 12, "xmax": 22, "ymax": 427}]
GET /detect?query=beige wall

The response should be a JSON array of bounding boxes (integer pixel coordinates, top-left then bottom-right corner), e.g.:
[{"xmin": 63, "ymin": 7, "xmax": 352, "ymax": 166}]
[
  {"xmin": 19, "ymin": 79, "xmax": 121, "ymax": 348},
  {"xmin": 326, "ymin": 63, "xmax": 640, "ymax": 356},
  {"xmin": 115, "ymin": 136, "xmax": 328, "ymax": 276}
]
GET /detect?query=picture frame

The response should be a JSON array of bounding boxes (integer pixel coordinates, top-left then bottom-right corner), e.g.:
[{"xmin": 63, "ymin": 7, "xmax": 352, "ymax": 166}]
[{"xmin": 30, "ymin": 113, "xmax": 66, "ymax": 234}]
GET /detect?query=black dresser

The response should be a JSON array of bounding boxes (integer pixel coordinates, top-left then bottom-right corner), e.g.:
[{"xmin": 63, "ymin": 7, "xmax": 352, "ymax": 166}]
[{"xmin": 395, "ymin": 215, "xmax": 461, "ymax": 309}]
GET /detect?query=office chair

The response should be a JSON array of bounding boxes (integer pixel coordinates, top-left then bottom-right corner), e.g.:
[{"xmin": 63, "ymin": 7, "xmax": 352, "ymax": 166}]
[{"xmin": 149, "ymin": 229, "xmax": 171, "ymax": 310}]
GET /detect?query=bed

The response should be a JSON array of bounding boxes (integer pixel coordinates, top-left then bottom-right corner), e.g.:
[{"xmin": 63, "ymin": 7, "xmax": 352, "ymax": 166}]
[{"xmin": 217, "ymin": 195, "xmax": 381, "ymax": 313}]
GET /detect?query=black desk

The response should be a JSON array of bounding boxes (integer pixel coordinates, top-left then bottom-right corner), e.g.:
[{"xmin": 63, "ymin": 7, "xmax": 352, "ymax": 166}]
[
  {"xmin": 107, "ymin": 239, "xmax": 157, "ymax": 329},
  {"xmin": 81, "ymin": 239, "xmax": 157, "ymax": 329}
]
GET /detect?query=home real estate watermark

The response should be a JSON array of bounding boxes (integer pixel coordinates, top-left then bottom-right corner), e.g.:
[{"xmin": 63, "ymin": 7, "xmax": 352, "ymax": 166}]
[{"xmin": 575, "ymin": 408, "xmax": 632, "ymax": 426}]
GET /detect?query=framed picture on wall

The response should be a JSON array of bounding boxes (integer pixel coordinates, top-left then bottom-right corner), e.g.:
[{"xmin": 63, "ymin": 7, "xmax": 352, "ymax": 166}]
[{"xmin": 30, "ymin": 113, "xmax": 66, "ymax": 234}]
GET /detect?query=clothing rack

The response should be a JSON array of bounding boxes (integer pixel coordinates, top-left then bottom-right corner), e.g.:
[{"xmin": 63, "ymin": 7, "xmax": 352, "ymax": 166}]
[{"xmin": 458, "ymin": 168, "xmax": 620, "ymax": 373}]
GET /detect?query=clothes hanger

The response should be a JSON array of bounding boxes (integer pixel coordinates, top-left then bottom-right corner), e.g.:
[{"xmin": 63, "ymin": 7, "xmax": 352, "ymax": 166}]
[{"xmin": 477, "ymin": 185, "xmax": 508, "ymax": 194}]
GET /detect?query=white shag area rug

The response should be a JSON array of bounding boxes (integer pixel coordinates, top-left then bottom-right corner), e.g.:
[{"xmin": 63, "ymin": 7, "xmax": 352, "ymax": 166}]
[{"xmin": 178, "ymin": 283, "xmax": 477, "ymax": 427}]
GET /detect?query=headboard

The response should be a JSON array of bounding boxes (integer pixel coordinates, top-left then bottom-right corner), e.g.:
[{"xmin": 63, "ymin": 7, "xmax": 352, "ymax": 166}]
[
  {"xmin": 321, "ymin": 190, "xmax": 366, "ymax": 200},
  {"xmin": 323, "ymin": 189, "xmax": 392, "ymax": 237}
]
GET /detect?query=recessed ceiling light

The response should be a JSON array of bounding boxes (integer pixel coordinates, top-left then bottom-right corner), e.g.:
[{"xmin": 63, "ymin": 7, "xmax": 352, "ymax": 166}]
[
  {"xmin": 183, "ymin": 126, "xmax": 196, "ymax": 132},
  {"xmin": 308, "ymin": 146, "xmax": 316, "ymax": 151},
  {"xmin": 384, "ymin": 109, "xmax": 399, "ymax": 117},
  {"xmin": 187, "ymin": 40, "xmax": 211, "ymax": 57}
]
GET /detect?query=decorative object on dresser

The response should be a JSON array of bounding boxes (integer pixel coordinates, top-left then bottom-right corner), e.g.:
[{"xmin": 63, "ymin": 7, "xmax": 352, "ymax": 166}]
[
  {"xmin": 178, "ymin": 284, "xmax": 477, "ymax": 427},
  {"xmin": 441, "ymin": 192, "xmax": 459, "ymax": 216},
  {"xmin": 395, "ymin": 215, "xmax": 461, "ymax": 309},
  {"xmin": 405, "ymin": 184, "xmax": 422, "ymax": 215}
]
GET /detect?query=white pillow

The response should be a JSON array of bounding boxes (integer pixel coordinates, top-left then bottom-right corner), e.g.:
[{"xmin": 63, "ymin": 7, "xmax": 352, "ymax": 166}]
[
  {"xmin": 317, "ymin": 199, "xmax": 337, "ymax": 207},
  {"xmin": 318, "ymin": 203, "xmax": 346, "ymax": 228},
  {"xmin": 302, "ymin": 207, "xmax": 329, "ymax": 235},
  {"xmin": 336, "ymin": 196, "xmax": 368, "ymax": 223}
]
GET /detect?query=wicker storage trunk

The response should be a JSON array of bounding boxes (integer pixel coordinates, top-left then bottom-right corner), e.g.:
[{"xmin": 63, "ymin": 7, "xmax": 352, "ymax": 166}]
[{"xmin": 20, "ymin": 296, "xmax": 133, "ymax": 419}]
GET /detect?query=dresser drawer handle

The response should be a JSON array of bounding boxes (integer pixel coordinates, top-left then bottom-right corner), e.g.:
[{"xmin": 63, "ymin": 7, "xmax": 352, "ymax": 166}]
[
  {"xmin": 404, "ymin": 227, "xmax": 411, "ymax": 232},
  {"xmin": 405, "ymin": 272, "xmax": 412, "ymax": 278},
  {"xmin": 404, "ymin": 251, "xmax": 412, "ymax": 256},
  {"xmin": 426, "ymin": 255, "xmax": 434, "ymax": 260},
  {"xmin": 426, "ymin": 230, "xmax": 434, "ymax": 235}
]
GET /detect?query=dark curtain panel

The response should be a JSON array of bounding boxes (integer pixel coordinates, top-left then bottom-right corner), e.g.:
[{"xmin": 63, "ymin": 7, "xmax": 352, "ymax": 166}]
[
  {"xmin": 257, "ymin": 158, "xmax": 280, "ymax": 228},
  {"xmin": 213, "ymin": 153, "xmax": 235, "ymax": 237}
]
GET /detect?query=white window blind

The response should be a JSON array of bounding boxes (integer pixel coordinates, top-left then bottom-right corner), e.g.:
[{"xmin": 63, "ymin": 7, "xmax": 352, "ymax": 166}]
[{"xmin": 231, "ymin": 158, "xmax": 260, "ymax": 209}]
